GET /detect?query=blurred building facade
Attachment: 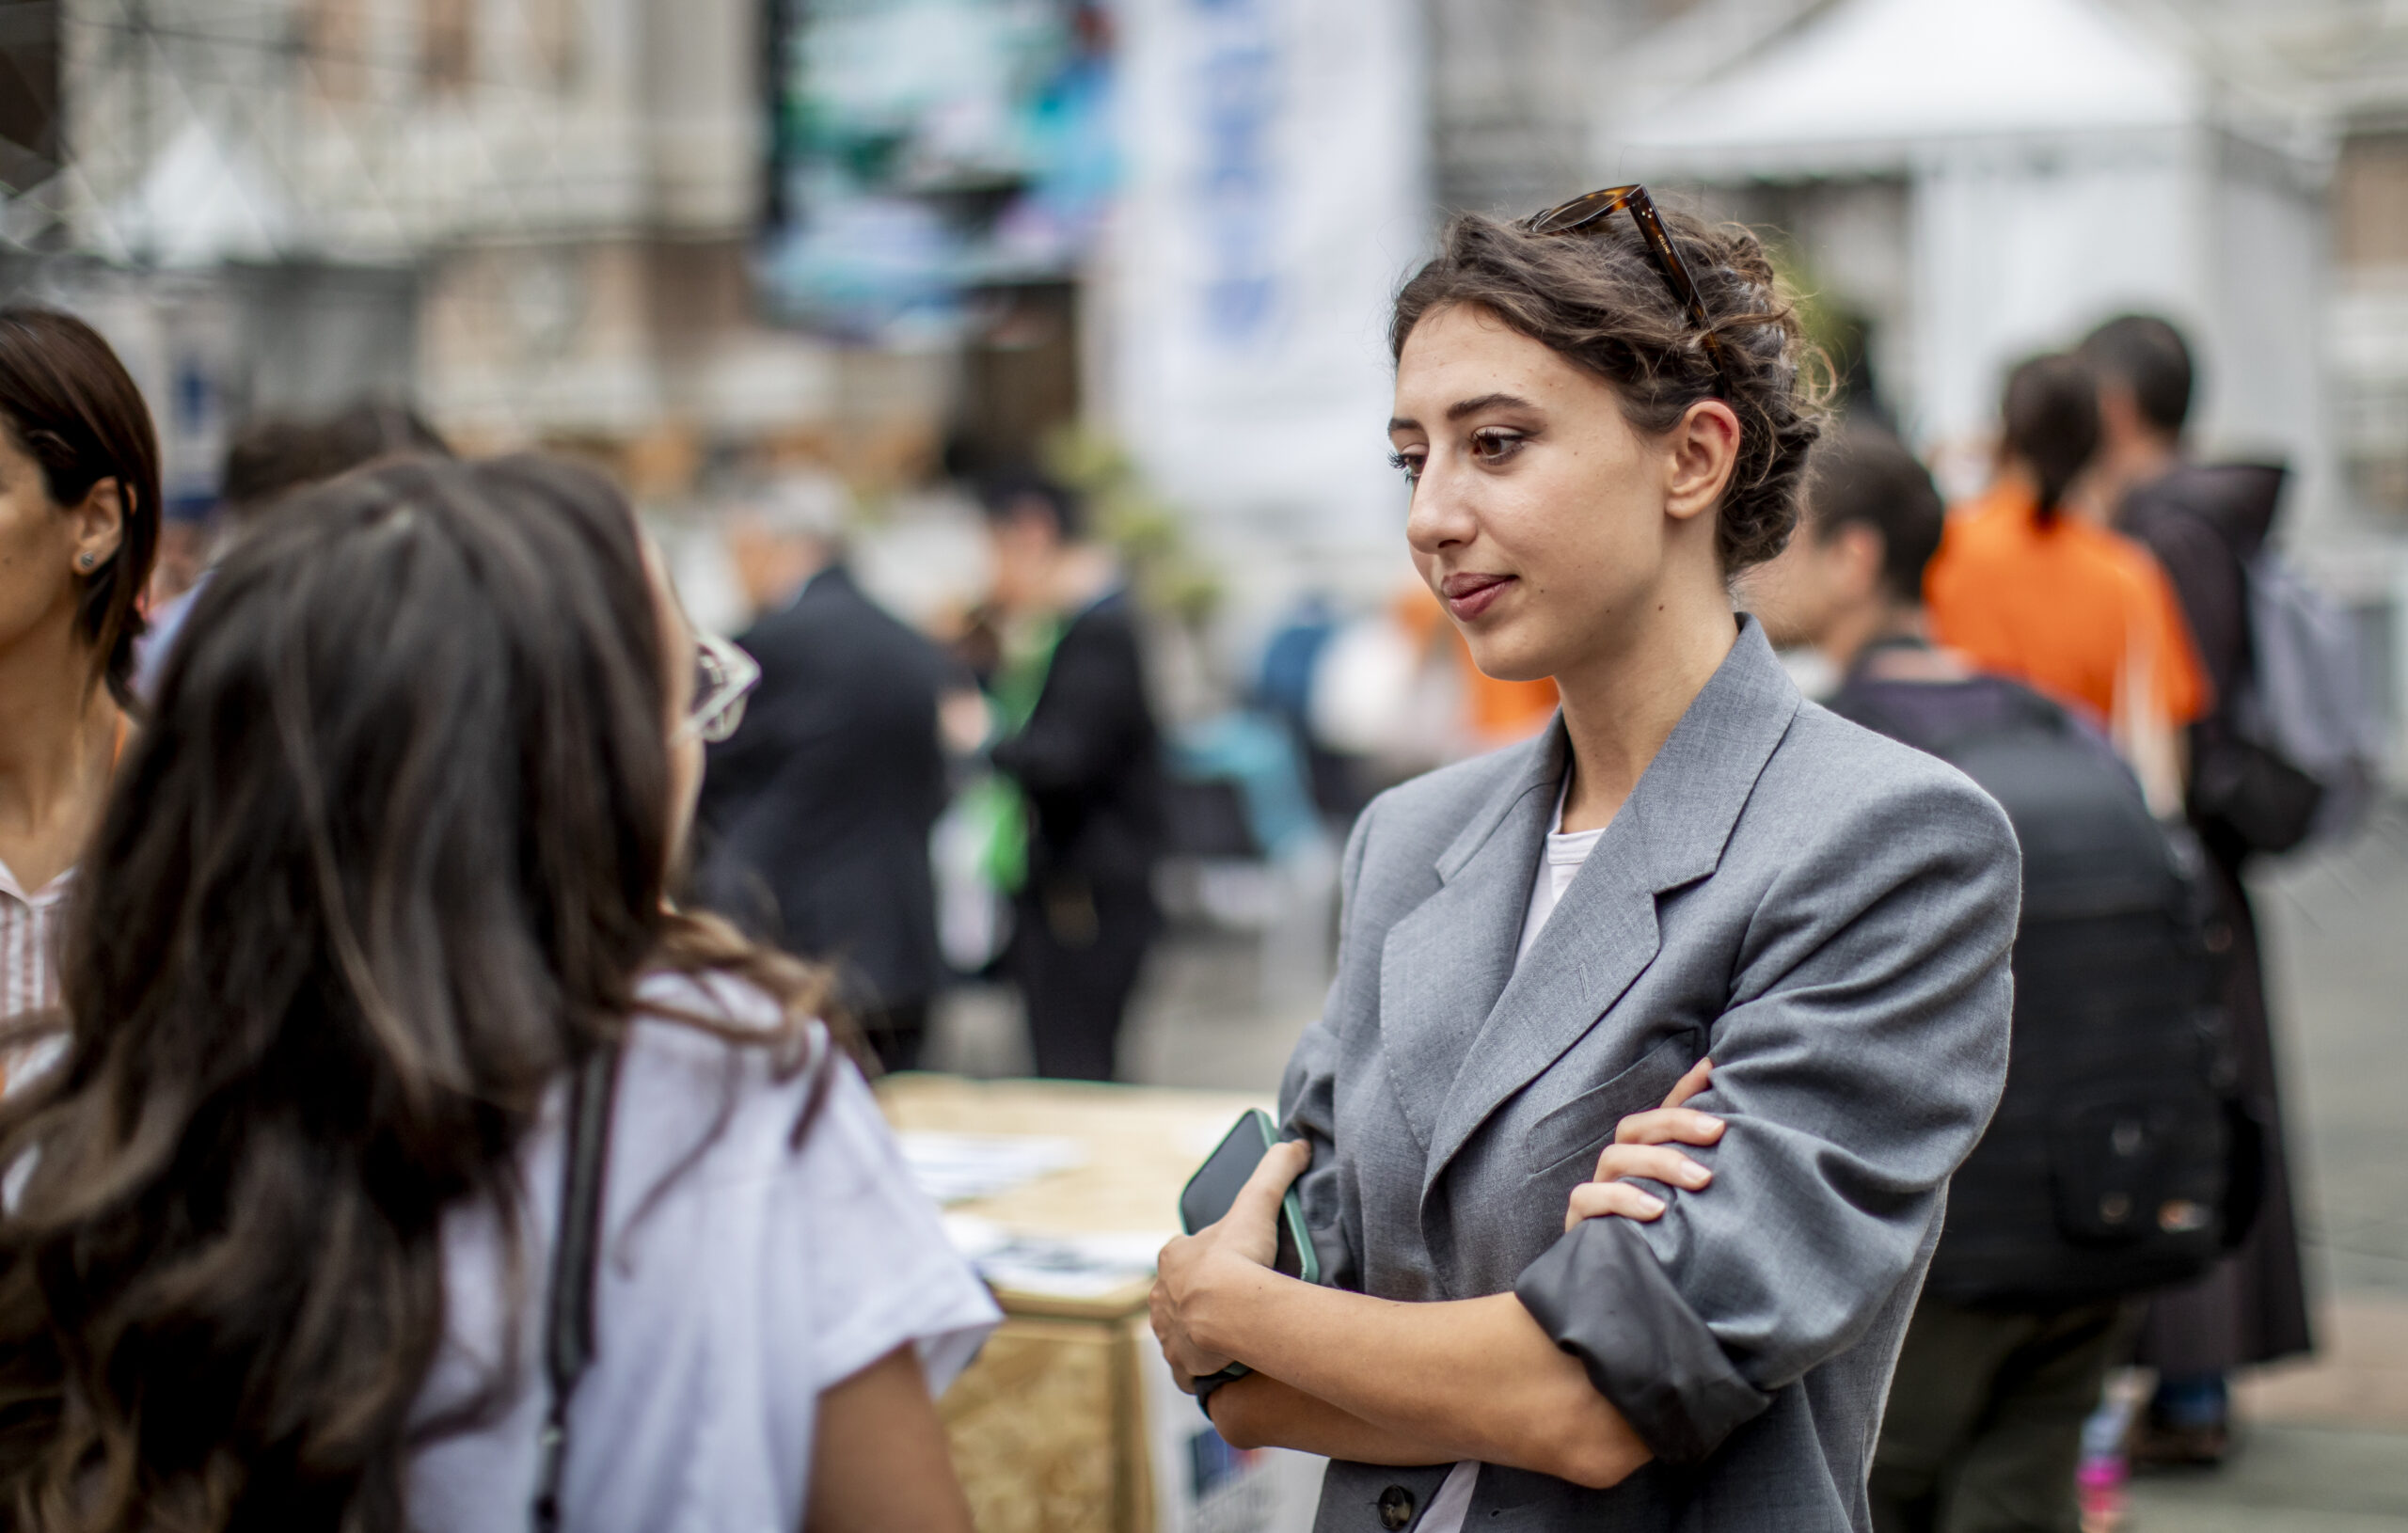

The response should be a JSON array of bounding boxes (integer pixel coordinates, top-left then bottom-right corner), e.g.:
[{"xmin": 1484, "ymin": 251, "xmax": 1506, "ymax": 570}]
[
  {"xmin": 2257, "ymin": 3, "xmax": 2408, "ymax": 533},
  {"xmin": 0, "ymin": 0, "xmax": 914, "ymax": 499},
  {"xmin": 7, "ymin": 0, "xmax": 2407, "ymax": 726}
]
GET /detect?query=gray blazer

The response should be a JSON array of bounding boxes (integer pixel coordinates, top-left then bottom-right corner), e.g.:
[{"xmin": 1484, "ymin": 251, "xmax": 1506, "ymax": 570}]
[{"xmin": 1279, "ymin": 618, "xmax": 2020, "ymax": 1533}]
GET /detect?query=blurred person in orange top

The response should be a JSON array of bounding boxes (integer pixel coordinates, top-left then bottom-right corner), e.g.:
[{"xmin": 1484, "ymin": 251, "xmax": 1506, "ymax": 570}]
[{"xmin": 1924, "ymin": 354, "xmax": 2208, "ymax": 813}]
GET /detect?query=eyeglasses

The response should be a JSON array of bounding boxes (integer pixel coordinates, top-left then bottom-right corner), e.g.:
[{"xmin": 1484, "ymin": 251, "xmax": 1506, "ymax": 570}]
[
  {"xmin": 676, "ymin": 632, "xmax": 760, "ymax": 745},
  {"xmin": 1525, "ymin": 183, "xmax": 1734, "ymax": 396}
]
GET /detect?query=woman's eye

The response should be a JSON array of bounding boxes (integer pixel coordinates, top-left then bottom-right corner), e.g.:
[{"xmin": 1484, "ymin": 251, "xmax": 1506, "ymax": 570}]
[
  {"xmin": 1387, "ymin": 450, "xmax": 1423, "ymax": 483},
  {"xmin": 1470, "ymin": 429, "xmax": 1527, "ymax": 466}
]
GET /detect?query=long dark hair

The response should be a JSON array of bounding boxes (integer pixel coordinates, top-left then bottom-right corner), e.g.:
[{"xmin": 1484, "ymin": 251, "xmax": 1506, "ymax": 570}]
[
  {"xmin": 2000, "ymin": 353, "xmax": 2100, "ymax": 527},
  {"xmin": 0, "ymin": 456, "xmax": 830, "ymax": 1531},
  {"xmin": 0, "ymin": 307, "xmax": 163, "ymax": 708}
]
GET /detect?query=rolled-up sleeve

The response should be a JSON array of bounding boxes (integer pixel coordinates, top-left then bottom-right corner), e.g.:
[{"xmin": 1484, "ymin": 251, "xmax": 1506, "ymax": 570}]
[
  {"xmin": 1517, "ymin": 771, "xmax": 2020, "ymax": 1462},
  {"xmin": 1277, "ymin": 800, "xmax": 1377, "ymax": 1293}
]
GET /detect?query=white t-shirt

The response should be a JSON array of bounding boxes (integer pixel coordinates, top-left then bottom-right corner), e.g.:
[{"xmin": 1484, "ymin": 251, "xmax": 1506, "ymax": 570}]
[
  {"xmin": 1429, "ymin": 779, "xmax": 1602, "ymax": 1533},
  {"xmin": 1515, "ymin": 780, "xmax": 1606, "ymax": 966},
  {"xmin": 406, "ymin": 972, "xmax": 1000, "ymax": 1533},
  {"xmin": 0, "ymin": 856, "xmax": 71, "ymax": 1030}
]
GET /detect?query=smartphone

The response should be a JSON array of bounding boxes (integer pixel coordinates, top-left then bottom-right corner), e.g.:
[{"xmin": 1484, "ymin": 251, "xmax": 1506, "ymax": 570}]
[{"xmin": 1179, "ymin": 1108, "xmax": 1322, "ymax": 1285}]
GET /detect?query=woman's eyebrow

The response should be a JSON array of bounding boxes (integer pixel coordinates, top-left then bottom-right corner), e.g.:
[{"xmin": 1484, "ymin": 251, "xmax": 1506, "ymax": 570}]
[
  {"xmin": 1389, "ymin": 392, "xmax": 1541, "ymax": 435},
  {"xmin": 1447, "ymin": 391, "xmax": 1536, "ymax": 420}
]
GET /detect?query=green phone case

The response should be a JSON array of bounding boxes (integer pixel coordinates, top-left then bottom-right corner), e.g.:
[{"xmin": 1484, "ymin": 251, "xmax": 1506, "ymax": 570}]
[{"xmin": 1180, "ymin": 1107, "xmax": 1322, "ymax": 1286}]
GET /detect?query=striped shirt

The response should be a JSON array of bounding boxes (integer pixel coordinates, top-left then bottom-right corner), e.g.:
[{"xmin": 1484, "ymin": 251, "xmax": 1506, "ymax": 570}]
[
  {"xmin": 0, "ymin": 857, "xmax": 70, "ymax": 1028},
  {"xmin": 2, "ymin": 719, "xmax": 122, "ymax": 1041}
]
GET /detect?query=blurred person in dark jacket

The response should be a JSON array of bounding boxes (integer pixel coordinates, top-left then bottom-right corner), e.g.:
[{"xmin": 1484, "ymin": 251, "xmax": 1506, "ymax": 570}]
[
  {"xmin": 697, "ymin": 477, "xmax": 952, "ymax": 1071},
  {"xmin": 135, "ymin": 403, "xmax": 451, "ymax": 697},
  {"xmin": 2079, "ymin": 314, "xmax": 2313, "ymax": 1463},
  {"xmin": 1750, "ymin": 431, "xmax": 2220, "ymax": 1533},
  {"xmin": 980, "ymin": 474, "xmax": 1164, "ymax": 1082}
]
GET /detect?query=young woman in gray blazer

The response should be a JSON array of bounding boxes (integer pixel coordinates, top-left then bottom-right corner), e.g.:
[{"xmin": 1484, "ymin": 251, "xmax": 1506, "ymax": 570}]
[{"xmin": 1150, "ymin": 193, "xmax": 2022, "ymax": 1533}]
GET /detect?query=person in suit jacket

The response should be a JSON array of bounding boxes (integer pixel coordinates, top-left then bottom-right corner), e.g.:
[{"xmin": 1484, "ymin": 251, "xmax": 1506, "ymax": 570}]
[
  {"xmin": 979, "ymin": 475, "xmax": 1166, "ymax": 1082},
  {"xmin": 698, "ymin": 479, "xmax": 952, "ymax": 1070},
  {"xmin": 1149, "ymin": 197, "xmax": 2021, "ymax": 1533}
]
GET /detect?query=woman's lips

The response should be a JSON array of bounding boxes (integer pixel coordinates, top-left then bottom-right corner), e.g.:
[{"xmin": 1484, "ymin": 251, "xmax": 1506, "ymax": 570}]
[{"xmin": 1440, "ymin": 572, "xmax": 1514, "ymax": 622}]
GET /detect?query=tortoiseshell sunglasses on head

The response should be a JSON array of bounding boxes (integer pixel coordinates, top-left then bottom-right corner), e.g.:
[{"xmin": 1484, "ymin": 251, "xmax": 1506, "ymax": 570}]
[{"xmin": 1525, "ymin": 183, "xmax": 1735, "ymax": 396}]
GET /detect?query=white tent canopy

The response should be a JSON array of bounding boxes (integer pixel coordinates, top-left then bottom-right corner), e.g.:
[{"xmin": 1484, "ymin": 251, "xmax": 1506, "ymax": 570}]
[
  {"xmin": 1622, "ymin": 0, "xmax": 2204, "ymax": 176},
  {"xmin": 1608, "ymin": 0, "xmax": 2342, "ymax": 543}
]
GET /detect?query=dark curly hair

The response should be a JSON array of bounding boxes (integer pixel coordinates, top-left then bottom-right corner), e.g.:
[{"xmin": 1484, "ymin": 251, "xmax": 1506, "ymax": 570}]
[{"xmin": 1390, "ymin": 206, "xmax": 1826, "ymax": 574}]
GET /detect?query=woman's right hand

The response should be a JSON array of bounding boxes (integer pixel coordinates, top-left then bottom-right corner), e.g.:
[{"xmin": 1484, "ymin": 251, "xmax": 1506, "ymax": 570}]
[
  {"xmin": 1561, "ymin": 1057, "xmax": 1725, "ymax": 1232},
  {"xmin": 1150, "ymin": 1137, "xmax": 1312, "ymax": 1387}
]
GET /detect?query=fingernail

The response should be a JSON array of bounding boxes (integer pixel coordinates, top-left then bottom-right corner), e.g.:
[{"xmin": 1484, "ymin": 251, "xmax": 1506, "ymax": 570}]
[
  {"xmin": 1635, "ymin": 1193, "xmax": 1666, "ymax": 1216},
  {"xmin": 1696, "ymin": 1115, "xmax": 1725, "ymax": 1130},
  {"xmin": 1682, "ymin": 1166, "xmax": 1711, "ymax": 1187}
]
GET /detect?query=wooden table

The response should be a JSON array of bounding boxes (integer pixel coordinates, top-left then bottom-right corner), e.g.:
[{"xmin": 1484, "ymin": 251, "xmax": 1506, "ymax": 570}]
[{"xmin": 878, "ymin": 1074, "xmax": 1320, "ymax": 1533}]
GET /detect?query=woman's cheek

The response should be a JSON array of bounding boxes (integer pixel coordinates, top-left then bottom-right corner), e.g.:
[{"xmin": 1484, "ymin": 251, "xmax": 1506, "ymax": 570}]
[{"xmin": 666, "ymin": 732, "xmax": 704, "ymax": 864}]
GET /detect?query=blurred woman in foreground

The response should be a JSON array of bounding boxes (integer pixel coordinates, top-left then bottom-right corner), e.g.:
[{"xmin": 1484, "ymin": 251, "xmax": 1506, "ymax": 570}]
[
  {"xmin": 0, "ymin": 308, "xmax": 159, "ymax": 1036},
  {"xmin": 0, "ymin": 457, "xmax": 994, "ymax": 1531}
]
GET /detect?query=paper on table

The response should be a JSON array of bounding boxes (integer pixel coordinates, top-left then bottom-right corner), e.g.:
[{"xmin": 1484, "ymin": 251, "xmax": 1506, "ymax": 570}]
[
  {"xmin": 943, "ymin": 1214, "xmax": 1174, "ymax": 1300},
  {"xmin": 898, "ymin": 1131, "xmax": 1085, "ymax": 1205}
]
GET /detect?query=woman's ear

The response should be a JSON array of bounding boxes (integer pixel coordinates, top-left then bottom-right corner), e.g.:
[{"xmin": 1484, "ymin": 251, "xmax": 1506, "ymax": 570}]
[
  {"xmin": 1663, "ymin": 400, "xmax": 1742, "ymax": 525},
  {"xmin": 67, "ymin": 476, "xmax": 127, "ymax": 574}
]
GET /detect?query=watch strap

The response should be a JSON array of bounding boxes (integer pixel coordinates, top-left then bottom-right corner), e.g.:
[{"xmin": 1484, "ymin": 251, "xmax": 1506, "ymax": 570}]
[{"xmin": 1193, "ymin": 1361, "xmax": 1251, "ymax": 1421}]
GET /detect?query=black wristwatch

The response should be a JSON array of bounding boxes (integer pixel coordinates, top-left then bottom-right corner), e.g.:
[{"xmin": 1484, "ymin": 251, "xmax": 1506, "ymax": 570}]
[{"xmin": 1193, "ymin": 1361, "xmax": 1250, "ymax": 1421}]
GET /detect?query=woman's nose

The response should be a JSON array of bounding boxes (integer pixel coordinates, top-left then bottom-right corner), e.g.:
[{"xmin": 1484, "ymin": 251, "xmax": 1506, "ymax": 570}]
[{"xmin": 1405, "ymin": 461, "xmax": 1477, "ymax": 555}]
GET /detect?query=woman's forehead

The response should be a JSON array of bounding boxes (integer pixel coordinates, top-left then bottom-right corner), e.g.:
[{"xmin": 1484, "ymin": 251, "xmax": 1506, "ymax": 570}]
[{"xmin": 1394, "ymin": 307, "xmax": 1605, "ymax": 417}]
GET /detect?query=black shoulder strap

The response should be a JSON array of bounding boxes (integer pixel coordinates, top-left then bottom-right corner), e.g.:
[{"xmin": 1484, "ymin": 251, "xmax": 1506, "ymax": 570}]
[{"xmin": 531, "ymin": 1040, "xmax": 623, "ymax": 1533}]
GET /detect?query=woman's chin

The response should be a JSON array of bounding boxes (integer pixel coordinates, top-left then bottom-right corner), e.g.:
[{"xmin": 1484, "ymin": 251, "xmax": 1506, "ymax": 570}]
[{"xmin": 1462, "ymin": 636, "xmax": 1556, "ymax": 687}]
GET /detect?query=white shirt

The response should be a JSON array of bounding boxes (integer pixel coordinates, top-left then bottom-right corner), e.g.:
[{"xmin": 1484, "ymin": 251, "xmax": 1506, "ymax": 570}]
[
  {"xmin": 1515, "ymin": 781, "xmax": 1607, "ymax": 966},
  {"xmin": 1427, "ymin": 779, "xmax": 1603, "ymax": 1533},
  {"xmin": 0, "ymin": 859, "xmax": 72, "ymax": 1092},
  {"xmin": 406, "ymin": 972, "xmax": 1000, "ymax": 1533},
  {"xmin": 0, "ymin": 857, "xmax": 69, "ymax": 1028}
]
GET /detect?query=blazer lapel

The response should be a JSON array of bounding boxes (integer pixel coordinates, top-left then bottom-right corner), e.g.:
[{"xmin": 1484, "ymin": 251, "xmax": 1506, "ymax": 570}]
[
  {"xmin": 1418, "ymin": 618, "xmax": 1804, "ymax": 1200},
  {"xmin": 1376, "ymin": 727, "xmax": 1565, "ymax": 1151}
]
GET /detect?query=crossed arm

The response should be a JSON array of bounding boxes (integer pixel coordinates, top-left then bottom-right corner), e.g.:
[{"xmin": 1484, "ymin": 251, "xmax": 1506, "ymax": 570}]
[{"xmin": 1148, "ymin": 1064, "xmax": 1723, "ymax": 1488}]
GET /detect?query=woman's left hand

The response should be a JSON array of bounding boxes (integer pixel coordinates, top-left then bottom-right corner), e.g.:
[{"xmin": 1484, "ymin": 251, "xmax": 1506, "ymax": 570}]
[
  {"xmin": 1562, "ymin": 1057, "xmax": 1725, "ymax": 1231},
  {"xmin": 1150, "ymin": 1138, "xmax": 1311, "ymax": 1390}
]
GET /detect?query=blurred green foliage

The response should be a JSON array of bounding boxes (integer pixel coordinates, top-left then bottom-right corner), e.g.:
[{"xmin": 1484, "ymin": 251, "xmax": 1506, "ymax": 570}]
[{"xmin": 1041, "ymin": 424, "xmax": 1223, "ymax": 624}]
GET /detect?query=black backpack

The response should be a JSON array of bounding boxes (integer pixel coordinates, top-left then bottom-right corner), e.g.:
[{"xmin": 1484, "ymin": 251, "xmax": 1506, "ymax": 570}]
[{"xmin": 1831, "ymin": 676, "xmax": 2245, "ymax": 1306}]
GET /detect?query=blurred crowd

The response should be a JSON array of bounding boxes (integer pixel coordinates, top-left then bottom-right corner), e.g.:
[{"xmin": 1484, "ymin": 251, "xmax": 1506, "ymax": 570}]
[{"xmin": 1741, "ymin": 310, "xmax": 2369, "ymax": 1532}]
